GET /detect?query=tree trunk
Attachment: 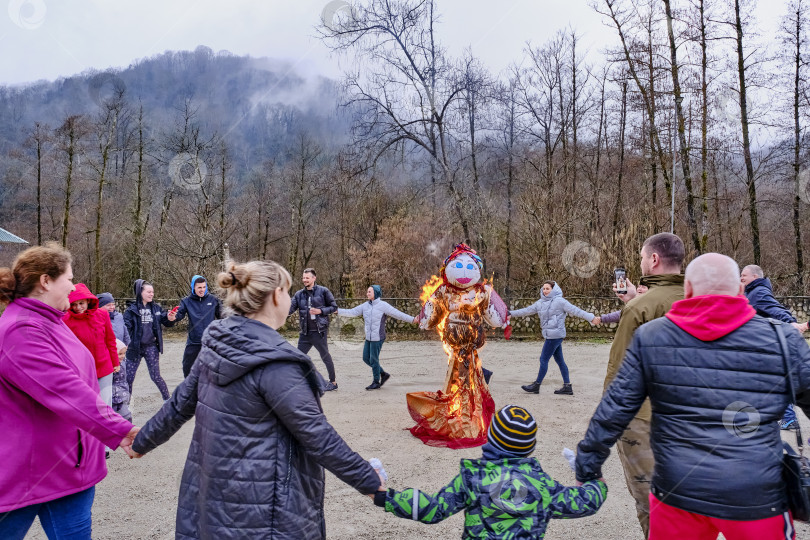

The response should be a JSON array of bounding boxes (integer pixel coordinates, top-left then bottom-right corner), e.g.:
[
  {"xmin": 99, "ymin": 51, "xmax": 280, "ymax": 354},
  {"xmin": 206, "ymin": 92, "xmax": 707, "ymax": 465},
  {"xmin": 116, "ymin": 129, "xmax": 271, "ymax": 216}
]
[
  {"xmin": 36, "ymin": 135, "xmax": 42, "ymax": 245},
  {"xmin": 613, "ymin": 81, "xmax": 628, "ymax": 245},
  {"xmin": 94, "ymin": 116, "xmax": 118, "ymax": 292},
  {"xmin": 133, "ymin": 106, "xmax": 146, "ymax": 277},
  {"xmin": 699, "ymin": 0, "xmax": 710, "ymax": 252},
  {"xmin": 61, "ymin": 121, "xmax": 77, "ymax": 248},
  {"xmin": 663, "ymin": 0, "xmax": 701, "ymax": 253},
  {"xmin": 792, "ymin": 3, "xmax": 805, "ymax": 286},
  {"xmin": 734, "ymin": 0, "xmax": 761, "ymax": 264}
]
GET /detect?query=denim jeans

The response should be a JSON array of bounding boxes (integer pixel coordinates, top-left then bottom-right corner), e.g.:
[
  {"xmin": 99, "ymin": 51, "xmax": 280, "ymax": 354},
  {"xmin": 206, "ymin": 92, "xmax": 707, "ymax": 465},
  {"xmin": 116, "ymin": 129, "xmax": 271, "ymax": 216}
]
[
  {"xmin": 0, "ymin": 486, "xmax": 94, "ymax": 540},
  {"xmin": 535, "ymin": 338, "xmax": 570, "ymax": 384},
  {"xmin": 363, "ymin": 340, "xmax": 385, "ymax": 383},
  {"xmin": 783, "ymin": 403, "xmax": 797, "ymax": 424}
]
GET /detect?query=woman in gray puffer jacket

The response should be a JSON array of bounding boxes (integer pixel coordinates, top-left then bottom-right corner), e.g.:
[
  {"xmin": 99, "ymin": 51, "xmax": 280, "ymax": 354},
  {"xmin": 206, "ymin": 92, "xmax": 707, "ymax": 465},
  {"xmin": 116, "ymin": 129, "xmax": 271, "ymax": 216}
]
[
  {"xmin": 338, "ymin": 285, "xmax": 416, "ymax": 390},
  {"xmin": 509, "ymin": 281, "xmax": 599, "ymax": 396},
  {"xmin": 131, "ymin": 260, "xmax": 383, "ymax": 539}
]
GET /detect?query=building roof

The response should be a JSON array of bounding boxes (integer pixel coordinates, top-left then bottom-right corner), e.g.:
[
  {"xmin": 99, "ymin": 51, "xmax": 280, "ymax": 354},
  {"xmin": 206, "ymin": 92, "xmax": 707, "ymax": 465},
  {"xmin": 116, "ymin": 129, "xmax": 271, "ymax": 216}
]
[{"xmin": 0, "ymin": 227, "xmax": 28, "ymax": 244}]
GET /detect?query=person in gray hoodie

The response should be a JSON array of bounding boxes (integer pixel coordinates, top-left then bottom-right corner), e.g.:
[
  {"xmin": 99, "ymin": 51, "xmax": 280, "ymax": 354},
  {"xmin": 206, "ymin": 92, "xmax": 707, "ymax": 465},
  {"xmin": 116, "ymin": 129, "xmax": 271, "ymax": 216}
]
[
  {"xmin": 509, "ymin": 281, "xmax": 600, "ymax": 395},
  {"xmin": 338, "ymin": 285, "xmax": 416, "ymax": 390}
]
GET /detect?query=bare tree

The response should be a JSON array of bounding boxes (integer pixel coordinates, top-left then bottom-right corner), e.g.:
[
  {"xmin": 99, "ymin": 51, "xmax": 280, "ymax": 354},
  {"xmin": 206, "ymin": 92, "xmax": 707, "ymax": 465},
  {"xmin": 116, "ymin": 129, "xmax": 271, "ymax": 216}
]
[
  {"xmin": 781, "ymin": 0, "xmax": 809, "ymax": 286},
  {"xmin": 732, "ymin": 0, "xmax": 762, "ymax": 264},
  {"xmin": 130, "ymin": 103, "xmax": 150, "ymax": 279},
  {"xmin": 286, "ymin": 131, "xmax": 323, "ymax": 278},
  {"xmin": 319, "ymin": 0, "xmax": 472, "ymax": 241},
  {"xmin": 55, "ymin": 115, "xmax": 87, "ymax": 248},
  {"xmin": 594, "ymin": 0, "xmax": 674, "ymax": 208},
  {"xmin": 89, "ymin": 86, "xmax": 127, "ymax": 290},
  {"xmin": 663, "ymin": 0, "xmax": 701, "ymax": 253},
  {"xmin": 25, "ymin": 122, "xmax": 50, "ymax": 245}
]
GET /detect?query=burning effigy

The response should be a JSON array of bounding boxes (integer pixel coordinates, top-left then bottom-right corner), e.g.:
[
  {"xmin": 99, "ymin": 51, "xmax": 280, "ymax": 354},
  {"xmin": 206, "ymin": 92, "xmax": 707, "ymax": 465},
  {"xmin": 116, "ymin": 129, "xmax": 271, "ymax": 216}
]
[{"xmin": 407, "ymin": 243, "xmax": 509, "ymax": 448}]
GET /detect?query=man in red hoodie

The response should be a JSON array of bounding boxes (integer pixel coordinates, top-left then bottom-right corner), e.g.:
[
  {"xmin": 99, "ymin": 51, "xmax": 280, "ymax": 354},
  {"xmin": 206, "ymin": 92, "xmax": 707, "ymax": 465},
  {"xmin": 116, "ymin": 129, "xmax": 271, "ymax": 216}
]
[{"xmin": 576, "ymin": 253, "xmax": 810, "ymax": 540}]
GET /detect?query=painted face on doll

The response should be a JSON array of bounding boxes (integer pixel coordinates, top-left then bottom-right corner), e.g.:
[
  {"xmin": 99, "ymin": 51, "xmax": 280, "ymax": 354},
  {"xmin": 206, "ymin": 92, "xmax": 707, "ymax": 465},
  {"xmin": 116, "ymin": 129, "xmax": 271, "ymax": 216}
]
[{"xmin": 445, "ymin": 254, "xmax": 481, "ymax": 289}]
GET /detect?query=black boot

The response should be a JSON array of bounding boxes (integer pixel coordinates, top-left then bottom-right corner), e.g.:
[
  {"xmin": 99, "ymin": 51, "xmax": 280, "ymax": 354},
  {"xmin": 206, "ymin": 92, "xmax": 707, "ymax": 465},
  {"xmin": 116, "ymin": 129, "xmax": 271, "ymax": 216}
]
[
  {"xmin": 521, "ymin": 381, "xmax": 540, "ymax": 394},
  {"xmin": 554, "ymin": 383, "xmax": 573, "ymax": 395},
  {"xmin": 380, "ymin": 371, "xmax": 391, "ymax": 386}
]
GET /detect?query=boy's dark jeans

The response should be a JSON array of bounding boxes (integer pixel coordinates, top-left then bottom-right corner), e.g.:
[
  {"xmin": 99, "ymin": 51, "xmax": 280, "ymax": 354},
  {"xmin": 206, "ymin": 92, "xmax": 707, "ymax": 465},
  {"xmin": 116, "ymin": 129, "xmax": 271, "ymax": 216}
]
[{"xmin": 297, "ymin": 331, "xmax": 336, "ymax": 382}]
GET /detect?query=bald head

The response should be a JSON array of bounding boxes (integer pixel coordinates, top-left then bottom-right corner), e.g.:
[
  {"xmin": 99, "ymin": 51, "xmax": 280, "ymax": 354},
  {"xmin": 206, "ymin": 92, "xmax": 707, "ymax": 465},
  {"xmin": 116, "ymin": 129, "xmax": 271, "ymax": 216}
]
[{"xmin": 684, "ymin": 253, "xmax": 744, "ymax": 297}]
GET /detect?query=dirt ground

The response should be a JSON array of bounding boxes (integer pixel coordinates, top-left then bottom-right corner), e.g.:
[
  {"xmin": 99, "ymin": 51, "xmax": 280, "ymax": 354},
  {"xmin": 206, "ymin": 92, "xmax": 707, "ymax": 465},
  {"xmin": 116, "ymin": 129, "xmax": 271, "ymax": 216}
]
[{"xmin": 24, "ymin": 335, "xmax": 810, "ymax": 540}]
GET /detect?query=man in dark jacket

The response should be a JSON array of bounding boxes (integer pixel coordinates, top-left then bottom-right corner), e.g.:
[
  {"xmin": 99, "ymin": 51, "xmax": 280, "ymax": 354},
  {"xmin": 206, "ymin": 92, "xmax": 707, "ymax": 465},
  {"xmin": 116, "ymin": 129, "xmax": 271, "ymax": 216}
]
[
  {"xmin": 742, "ymin": 264, "xmax": 808, "ymax": 430},
  {"xmin": 576, "ymin": 253, "xmax": 810, "ymax": 539},
  {"xmin": 174, "ymin": 275, "xmax": 222, "ymax": 377},
  {"xmin": 741, "ymin": 264, "xmax": 806, "ymax": 330},
  {"xmin": 289, "ymin": 268, "xmax": 339, "ymax": 391},
  {"xmin": 604, "ymin": 232, "xmax": 684, "ymax": 538}
]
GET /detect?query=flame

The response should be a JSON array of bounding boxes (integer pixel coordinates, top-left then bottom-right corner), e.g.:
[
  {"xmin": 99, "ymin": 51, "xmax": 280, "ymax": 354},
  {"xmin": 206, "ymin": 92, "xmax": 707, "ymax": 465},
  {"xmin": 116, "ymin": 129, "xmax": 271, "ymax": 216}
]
[
  {"xmin": 420, "ymin": 275, "xmax": 443, "ymax": 304},
  {"xmin": 448, "ymin": 384, "xmax": 461, "ymax": 415},
  {"xmin": 420, "ymin": 274, "xmax": 453, "ymax": 356}
]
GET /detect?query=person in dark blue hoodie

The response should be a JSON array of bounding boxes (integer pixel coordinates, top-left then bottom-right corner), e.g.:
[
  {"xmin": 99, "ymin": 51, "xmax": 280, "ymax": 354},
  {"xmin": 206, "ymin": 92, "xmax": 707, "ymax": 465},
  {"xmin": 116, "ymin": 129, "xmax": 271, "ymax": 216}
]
[
  {"xmin": 174, "ymin": 275, "xmax": 222, "ymax": 377},
  {"xmin": 124, "ymin": 279, "xmax": 176, "ymax": 400}
]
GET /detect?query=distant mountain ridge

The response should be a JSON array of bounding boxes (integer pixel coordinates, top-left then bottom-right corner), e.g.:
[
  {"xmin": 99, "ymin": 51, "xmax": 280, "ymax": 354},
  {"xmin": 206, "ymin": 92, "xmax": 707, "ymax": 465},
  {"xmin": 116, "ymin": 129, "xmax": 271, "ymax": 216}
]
[{"xmin": 0, "ymin": 45, "xmax": 348, "ymax": 169}]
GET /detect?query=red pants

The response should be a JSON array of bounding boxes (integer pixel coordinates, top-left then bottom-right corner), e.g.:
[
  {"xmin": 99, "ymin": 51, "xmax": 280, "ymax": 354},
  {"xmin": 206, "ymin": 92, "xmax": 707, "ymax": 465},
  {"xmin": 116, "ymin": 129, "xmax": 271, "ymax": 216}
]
[{"xmin": 649, "ymin": 494, "xmax": 795, "ymax": 540}]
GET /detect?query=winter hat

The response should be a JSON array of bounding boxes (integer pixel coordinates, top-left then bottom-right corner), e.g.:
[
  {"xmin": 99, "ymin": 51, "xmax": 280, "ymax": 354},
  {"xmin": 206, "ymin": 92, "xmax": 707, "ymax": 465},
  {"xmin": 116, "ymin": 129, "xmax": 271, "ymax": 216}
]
[
  {"xmin": 487, "ymin": 405, "xmax": 537, "ymax": 457},
  {"xmin": 97, "ymin": 292, "xmax": 114, "ymax": 308},
  {"xmin": 371, "ymin": 285, "xmax": 382, "ymax": 299}
]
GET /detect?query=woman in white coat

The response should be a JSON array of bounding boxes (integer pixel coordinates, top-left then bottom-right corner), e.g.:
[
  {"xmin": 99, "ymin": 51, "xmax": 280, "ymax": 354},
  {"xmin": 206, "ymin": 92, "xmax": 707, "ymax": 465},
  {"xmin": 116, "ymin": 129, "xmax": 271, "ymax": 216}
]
[{"xmin": 338, "ymin": 285, "xmax": 416, "ymax": 390}]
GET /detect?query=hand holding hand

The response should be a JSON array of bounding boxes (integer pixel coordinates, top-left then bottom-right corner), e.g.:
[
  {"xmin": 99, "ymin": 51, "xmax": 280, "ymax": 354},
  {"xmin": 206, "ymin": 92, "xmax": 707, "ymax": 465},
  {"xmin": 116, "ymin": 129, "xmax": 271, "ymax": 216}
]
[
  {"xmin": 119, "ymin": 426, "xmax": 142, "ymax": 459},
  {"xmin": 614, "ymin": 279, "xmax": 637, "ymax": 303},
  {"xmin": 791, "ymin": 322, "xmax": 808, "ymax": 333},
  {"xmin": 591, "ymin": 316, "xmax": 601, "ymax": 326},
  {"xmin": 113, "ymin": 365, "xmax": 121, "ymax": 373}
]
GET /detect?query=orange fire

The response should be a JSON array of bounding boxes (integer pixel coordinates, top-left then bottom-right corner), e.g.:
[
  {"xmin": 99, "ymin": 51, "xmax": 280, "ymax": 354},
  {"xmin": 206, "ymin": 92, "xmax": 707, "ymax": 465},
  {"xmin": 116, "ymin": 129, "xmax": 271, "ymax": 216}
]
[
  {"xmin": 420, "ymin": 275, "xmax": 453, "ymax": 357},
  {"xmin": 448, "ymin": 384, "xmax": 461, "ymax": 415},
  {"xmin": 420, "ymin": 275, "xmax": 443, "ymax": 304}
]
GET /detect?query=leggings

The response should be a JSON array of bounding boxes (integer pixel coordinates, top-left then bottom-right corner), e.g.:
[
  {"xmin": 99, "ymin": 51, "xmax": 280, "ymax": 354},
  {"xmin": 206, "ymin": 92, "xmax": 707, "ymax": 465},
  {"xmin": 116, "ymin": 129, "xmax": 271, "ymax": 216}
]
[
  {"xmin": 126, "ymin": 344, "xmax": 170, "ymax": 400},
  {"xmin": 535, "ymin": 338, "xmax": 570, "ymax": 384}
]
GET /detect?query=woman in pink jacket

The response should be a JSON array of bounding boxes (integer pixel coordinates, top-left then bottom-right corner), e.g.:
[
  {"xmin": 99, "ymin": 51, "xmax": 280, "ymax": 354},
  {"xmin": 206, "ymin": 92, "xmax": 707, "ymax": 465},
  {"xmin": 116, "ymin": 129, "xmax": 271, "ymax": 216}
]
[{"xmin": 0, "ymin": 244, "xmax": 139, "ymax": 539}]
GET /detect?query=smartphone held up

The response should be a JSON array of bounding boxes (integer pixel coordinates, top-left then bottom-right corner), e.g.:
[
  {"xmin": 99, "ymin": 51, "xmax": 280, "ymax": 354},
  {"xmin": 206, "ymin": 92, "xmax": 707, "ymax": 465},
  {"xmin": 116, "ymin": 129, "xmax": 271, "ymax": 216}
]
[{"xmin": 614, "ymin": 267, "xmax": 627, "ymax": 294}]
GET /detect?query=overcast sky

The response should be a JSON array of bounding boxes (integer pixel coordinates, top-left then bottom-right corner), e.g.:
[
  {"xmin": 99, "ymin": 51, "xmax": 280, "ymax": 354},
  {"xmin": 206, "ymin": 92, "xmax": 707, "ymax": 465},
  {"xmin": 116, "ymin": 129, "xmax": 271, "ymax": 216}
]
[{"xmin": 0, "ymin": 0, "xmax": 783, "ymax": 86}]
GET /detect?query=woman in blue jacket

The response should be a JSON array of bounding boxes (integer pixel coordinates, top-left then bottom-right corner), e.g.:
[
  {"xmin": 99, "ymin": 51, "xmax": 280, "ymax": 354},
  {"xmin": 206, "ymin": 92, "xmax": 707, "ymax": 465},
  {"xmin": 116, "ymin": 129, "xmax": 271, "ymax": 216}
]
[
  {"xmin": 337, "ymin": 285, "xmax": 416, "ymax": 390},
  {"xmin": 509, "ymin": 281, "xmax": 599, "ymax": 396}
]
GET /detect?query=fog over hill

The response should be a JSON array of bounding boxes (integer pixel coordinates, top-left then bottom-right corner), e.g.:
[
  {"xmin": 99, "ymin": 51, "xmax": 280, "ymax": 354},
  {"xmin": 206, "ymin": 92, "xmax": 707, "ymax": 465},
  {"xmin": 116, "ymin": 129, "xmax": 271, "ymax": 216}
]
[{"xmin": 0, "ymin": 45, "xmax": 350, "ymax": 175}]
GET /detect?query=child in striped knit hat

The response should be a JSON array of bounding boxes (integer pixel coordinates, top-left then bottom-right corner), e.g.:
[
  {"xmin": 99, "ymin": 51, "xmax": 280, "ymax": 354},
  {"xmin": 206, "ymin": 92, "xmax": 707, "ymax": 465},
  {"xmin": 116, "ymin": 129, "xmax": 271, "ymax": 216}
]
[{"xmin": 373, "ymin": 405, "xmax": 607, "ymax": 538}]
